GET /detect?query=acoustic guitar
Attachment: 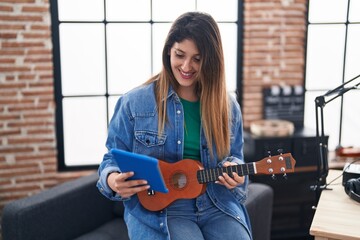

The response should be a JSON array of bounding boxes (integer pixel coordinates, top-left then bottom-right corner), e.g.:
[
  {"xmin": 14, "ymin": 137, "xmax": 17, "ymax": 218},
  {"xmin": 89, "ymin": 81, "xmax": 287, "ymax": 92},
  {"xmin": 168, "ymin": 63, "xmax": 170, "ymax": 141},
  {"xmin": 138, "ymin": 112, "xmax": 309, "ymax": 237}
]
[{"xmin": 138, "ymin": 153, "xmax": 296, "ymax": 211}]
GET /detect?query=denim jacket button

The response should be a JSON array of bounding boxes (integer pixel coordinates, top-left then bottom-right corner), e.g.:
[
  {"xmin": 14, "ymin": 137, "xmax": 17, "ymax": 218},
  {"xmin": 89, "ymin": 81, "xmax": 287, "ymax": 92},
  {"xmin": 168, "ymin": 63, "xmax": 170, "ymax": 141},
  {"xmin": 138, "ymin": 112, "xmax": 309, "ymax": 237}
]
[
  {"xmin": 177, "ymin": 140, "xmax": 181, "ymax": 145},
  {"xmin": 177, "ymin": 110, "xmax": 181, "ymax": 114},
  {"xmin": 160, "ymin": 222, "xmax": 164, "ymax": 227}
]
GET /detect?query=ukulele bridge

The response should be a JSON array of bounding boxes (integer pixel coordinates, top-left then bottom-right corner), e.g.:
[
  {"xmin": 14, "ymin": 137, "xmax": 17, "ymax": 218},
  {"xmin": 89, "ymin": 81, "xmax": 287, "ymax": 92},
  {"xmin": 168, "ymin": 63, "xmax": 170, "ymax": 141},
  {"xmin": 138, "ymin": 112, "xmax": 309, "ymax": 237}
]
[{"xmin": 147, "ymin": 189, "xmax": 155, "ymax": 196}]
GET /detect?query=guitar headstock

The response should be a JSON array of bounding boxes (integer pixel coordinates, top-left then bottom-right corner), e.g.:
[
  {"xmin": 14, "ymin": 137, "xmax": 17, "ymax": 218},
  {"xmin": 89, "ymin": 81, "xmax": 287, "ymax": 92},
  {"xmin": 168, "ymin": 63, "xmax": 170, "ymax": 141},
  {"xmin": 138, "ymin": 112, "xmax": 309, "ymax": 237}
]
[{"xmin": 255, "ymin": 152, "xmax": 296, "ymax": 176}]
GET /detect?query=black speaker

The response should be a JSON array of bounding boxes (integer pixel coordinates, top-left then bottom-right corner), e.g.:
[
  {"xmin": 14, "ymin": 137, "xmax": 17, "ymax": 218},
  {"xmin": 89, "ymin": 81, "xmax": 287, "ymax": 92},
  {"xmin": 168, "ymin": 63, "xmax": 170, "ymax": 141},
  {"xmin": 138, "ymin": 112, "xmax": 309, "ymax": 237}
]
[{"xmin": 344, "ymin": 177, "xmax": 360, "ymax": 203}]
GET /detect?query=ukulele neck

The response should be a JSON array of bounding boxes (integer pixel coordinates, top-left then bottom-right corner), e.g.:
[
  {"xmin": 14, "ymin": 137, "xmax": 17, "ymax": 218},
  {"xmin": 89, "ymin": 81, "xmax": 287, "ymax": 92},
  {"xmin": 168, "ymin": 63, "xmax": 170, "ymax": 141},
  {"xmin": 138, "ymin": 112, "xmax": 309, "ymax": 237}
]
[{"xmin": 197, "ymin": 163, "xmax": 256, "ymax": 184}]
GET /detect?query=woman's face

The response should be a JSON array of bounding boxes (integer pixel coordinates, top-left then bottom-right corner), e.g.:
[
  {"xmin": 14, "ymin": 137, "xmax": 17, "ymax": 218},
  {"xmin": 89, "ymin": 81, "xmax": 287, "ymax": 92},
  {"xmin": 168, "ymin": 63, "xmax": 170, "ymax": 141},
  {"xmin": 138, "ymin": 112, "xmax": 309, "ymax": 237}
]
[{"xmin": 170, "ymin": 39, "xmax": 201, "ymax": 101}]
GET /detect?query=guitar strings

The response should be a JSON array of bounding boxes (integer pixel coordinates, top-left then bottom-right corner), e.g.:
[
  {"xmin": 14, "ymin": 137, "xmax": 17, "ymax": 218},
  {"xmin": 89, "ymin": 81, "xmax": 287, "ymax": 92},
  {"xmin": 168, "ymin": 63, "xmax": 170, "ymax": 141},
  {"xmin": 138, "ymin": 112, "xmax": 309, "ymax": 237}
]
[{"xmin": 145, "ymin": 165, "xmax": 251, "ymax": 188}]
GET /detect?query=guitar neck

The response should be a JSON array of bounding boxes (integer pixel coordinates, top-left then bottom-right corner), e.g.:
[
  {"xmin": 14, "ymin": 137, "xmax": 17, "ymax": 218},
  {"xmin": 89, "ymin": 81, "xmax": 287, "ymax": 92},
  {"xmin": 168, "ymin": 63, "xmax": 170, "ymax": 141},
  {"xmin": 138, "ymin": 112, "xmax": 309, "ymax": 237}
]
[{"xmin": 197, "ymin": 163, "xmax": 256, "ymax": 184}]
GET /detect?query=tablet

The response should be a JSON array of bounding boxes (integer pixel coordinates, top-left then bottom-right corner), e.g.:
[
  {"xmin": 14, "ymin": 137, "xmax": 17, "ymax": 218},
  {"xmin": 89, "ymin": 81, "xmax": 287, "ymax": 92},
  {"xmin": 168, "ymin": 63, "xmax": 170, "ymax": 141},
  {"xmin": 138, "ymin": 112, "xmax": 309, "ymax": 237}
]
[{"xmin": 110, "ymin": 148, "xmax": 168, "ymax": 193}]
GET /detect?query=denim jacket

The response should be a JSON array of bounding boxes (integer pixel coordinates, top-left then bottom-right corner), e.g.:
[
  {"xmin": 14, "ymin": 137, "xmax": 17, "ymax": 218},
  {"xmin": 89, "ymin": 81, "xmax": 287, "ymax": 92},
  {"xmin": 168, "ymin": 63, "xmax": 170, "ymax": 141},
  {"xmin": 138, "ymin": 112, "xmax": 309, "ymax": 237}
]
[{"xmin": 97, "ymin": 82, "xmax": 252, "ymax": 239}]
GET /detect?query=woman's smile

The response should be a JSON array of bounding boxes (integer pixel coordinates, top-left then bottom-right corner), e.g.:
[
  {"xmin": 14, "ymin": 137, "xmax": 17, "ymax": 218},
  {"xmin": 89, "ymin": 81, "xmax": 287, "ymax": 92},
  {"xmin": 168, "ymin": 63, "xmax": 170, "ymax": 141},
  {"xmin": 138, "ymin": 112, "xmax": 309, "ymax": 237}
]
[{"xmin": 179, "ymin": 69, "xmax": 195, "ymax": 79}]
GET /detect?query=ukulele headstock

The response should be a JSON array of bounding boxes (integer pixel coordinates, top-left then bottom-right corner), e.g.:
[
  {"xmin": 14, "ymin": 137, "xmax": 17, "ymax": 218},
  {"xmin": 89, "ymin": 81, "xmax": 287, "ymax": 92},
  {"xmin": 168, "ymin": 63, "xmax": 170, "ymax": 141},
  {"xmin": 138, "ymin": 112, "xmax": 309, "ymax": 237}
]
[{"xmin": 255, "ymin": 150, "xmax": 296, "ymax": 178}]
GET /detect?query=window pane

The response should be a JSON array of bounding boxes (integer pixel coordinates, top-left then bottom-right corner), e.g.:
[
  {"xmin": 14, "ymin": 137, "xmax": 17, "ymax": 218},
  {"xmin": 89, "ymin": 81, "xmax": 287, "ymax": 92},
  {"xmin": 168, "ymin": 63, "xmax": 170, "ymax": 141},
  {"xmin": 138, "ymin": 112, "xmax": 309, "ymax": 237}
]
[
  {"xmin": 305, "ymin": 24, "xmax": 346, "ymax": 90},
  {"xmin": 152, "ymin": 0, "xmax": 195, "ymax": 21},
  {"xmin": 304, "ymin": 91, "xmax": 341, "ymax": 150},
  {"xmin": 219, "ymin": 23, "xmax": 237, "ymax": 92},
  {"xmin": 58, "ymin": 0, "xmax": 104, "ymax": 21},
  {"xmin": 308, "ymin": 0, "xmax": 348, "ymax": 23},
  {"xmin": 197, "ymin": 0, "xmax": 238, "ymax": 21},
  {"xmin": 345, "ymin": 24, "xmax": 360, "ymax": 81},
  {"xmin": 107, "ymin": 23, "xmax": 151, "ymax": 94},
  {"xmin": 106, "ymin": 0, "xmax": 151, "ymax": 21},
  {"xmin": 341, "ymin": 90, "xmax": 360, "ymax": 147},
  {"xmin": 152, "ymin": 23, "xmax": 172, "ymax": 74},
  {"xmin": 63, "ymin": 97, "xmax": 107, "ymax": 166},
  {"xmin": 60, "ymin": 23, "xmax": 106, "ymax": 96},
  {"xmin": 349, "ymin": 0, "xmax": 360, "ymax": 22}
]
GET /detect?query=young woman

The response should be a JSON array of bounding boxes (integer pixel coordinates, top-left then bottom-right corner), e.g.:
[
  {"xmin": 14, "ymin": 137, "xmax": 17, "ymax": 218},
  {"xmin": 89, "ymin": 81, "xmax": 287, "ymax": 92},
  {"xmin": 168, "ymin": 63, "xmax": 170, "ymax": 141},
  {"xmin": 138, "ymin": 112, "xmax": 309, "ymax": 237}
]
[{"xmin": 97, "ymin": 12, "xmax": 252, "ymax": 240}]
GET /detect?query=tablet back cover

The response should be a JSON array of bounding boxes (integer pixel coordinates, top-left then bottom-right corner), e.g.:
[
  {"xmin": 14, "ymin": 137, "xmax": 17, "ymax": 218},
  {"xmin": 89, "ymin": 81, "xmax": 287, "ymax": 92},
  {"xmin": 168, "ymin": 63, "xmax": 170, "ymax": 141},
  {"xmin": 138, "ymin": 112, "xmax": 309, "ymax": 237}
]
[{"xmin": 110, "ymin": 149, "xmax": 168, "ymax": 193}]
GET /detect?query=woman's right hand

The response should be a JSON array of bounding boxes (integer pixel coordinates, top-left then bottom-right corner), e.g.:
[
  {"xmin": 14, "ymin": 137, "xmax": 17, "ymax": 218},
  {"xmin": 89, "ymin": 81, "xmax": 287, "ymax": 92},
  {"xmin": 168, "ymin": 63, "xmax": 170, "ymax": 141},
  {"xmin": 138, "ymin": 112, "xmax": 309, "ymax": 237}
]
[{"xmin": 107, "ymin": 172, "xmax": 150, "ymax": 198}]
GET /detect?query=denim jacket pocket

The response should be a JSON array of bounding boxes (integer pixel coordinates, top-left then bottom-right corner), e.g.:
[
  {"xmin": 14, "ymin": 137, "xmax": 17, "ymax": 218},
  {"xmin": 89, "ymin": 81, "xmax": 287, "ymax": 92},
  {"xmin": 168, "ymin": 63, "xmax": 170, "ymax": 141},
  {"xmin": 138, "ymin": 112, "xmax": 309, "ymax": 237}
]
[
  {"xmin": 134, "ymin": 130, "xmax": 167, "ymax": 158},
  {"xmin": 135, "ymin": 130, "xmax": 166, "ymax": 147}
]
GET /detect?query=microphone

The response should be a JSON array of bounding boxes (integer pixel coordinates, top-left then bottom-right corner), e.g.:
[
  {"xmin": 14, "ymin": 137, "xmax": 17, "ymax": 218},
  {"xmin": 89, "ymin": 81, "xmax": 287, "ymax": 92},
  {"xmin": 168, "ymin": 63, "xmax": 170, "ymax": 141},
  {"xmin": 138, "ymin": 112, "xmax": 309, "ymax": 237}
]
[{"xmin": 324, "ymin": 86, "xmax": 357, "ymax": 97}]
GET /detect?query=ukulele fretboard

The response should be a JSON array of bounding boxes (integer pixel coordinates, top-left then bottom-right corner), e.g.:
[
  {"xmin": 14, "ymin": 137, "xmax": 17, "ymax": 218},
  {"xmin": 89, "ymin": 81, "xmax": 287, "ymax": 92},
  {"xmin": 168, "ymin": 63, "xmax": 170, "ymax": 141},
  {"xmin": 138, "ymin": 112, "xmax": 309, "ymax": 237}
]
[{"xmin": 197, "ymin": 163, "xmax": 256, "ymax": 184}]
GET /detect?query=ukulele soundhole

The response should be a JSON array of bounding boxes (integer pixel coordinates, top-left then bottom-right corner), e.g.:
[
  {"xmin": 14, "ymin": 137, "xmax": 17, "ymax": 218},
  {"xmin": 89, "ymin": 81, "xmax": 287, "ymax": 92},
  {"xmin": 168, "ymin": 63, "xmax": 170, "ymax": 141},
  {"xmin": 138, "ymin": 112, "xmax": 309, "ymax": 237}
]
[{"xmin": 171, "ymin": 172, "xmax": 187, "ymax": 190}]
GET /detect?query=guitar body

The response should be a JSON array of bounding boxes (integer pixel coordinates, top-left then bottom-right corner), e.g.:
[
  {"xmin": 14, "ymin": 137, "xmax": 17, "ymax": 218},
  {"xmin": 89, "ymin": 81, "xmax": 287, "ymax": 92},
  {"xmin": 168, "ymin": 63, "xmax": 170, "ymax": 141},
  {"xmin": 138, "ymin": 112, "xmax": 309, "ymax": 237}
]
[{"xmin": 138, "ymin": 159, "xmax": 206, "ymax": 211}]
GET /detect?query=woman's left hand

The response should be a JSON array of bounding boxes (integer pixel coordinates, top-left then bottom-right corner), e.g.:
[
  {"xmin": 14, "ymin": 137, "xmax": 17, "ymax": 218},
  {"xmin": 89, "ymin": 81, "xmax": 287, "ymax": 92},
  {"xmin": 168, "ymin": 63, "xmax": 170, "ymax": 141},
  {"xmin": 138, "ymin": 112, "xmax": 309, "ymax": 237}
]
[{"xmin": 216, "ymin": 161, "xmax": 245, "ymax": 189}]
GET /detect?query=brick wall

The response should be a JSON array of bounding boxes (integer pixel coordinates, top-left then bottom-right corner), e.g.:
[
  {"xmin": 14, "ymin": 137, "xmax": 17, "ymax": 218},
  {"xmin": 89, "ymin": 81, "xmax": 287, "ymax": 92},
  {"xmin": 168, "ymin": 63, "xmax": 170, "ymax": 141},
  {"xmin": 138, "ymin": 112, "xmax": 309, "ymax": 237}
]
[
  {"xmin": 242, "ymin": 0, "xmax": 307, "ymax": 128},
  {"xmin": 0, "ymin": 0, "xmax": 308, "ymax": 237},
  {"xmin": 0, "ymin": 0, "xmax": 93, "ymax": 234}
]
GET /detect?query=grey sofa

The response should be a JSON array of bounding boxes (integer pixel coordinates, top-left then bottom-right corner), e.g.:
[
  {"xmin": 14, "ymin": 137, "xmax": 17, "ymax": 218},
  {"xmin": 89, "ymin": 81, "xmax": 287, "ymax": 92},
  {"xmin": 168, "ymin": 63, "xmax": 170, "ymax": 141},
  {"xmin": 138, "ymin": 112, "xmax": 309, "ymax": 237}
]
[{"xmin": 2, "ymin": 173, "xmax": 273, "ymax": 240}]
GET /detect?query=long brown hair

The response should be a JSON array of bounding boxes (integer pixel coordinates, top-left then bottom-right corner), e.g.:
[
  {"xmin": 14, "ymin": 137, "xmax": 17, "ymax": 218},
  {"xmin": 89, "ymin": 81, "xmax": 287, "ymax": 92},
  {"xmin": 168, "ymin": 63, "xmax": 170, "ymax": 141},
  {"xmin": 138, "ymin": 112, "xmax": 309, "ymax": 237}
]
[{"xmin": 145, "ymin": 12, "xmax": 230, "ymax": 159}]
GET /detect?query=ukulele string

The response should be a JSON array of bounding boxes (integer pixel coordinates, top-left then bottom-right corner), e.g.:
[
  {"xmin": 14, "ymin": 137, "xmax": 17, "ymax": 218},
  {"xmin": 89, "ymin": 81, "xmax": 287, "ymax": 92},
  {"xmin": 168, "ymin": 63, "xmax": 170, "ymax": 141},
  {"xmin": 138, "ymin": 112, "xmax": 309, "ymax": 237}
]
[{"xmin": 154, "ymin": 166, "xmax": 246, "ymax": 186}]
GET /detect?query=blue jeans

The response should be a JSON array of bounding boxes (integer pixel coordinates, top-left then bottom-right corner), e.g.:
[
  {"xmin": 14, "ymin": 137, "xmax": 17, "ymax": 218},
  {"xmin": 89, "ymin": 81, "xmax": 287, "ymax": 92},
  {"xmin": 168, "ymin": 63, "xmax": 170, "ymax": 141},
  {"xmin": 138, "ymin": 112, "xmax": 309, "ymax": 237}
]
[{"xmin": 167, "ymin": 193, "xmax": 251, "ymax": 240}]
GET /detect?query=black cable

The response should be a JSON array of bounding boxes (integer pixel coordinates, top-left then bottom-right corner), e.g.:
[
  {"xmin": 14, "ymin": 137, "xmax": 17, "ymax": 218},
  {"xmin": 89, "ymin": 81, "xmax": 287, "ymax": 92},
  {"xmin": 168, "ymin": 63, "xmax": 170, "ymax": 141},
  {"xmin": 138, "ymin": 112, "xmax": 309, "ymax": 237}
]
[{"xmin": 322, "ymin": 159, "xmax": 360, "ymax": 189}]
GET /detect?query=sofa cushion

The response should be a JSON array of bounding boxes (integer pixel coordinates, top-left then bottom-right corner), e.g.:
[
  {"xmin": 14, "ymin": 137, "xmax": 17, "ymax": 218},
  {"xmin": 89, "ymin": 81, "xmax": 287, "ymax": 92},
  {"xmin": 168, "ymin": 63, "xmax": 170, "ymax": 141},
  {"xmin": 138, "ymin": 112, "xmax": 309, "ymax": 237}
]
[{"xmin": 74, "ymin": 218, "xmax": 129, "ymax": 240}]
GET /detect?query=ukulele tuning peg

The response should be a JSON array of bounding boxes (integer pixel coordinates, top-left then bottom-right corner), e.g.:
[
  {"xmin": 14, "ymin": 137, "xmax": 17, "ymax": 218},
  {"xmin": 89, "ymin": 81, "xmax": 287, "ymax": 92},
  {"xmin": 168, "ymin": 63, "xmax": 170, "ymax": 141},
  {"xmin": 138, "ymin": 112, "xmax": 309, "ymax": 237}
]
[
  {"xmin": 278, "ymin": 149, "xmax": 284, "ymax": 161},
  {"xmin": 271, "ymin": 174, "xmax": 276, "ymax": 180},
  {"xmin": 283, "ymin": 173, "xmax": 288, "ymax": 180},
  {"xmin": 267, "ymin": 151, "xmax": 271, "ymax": 157},
  {"xmin": 277, "ymin": 149, "xmax": 283, "ymax": 155}
]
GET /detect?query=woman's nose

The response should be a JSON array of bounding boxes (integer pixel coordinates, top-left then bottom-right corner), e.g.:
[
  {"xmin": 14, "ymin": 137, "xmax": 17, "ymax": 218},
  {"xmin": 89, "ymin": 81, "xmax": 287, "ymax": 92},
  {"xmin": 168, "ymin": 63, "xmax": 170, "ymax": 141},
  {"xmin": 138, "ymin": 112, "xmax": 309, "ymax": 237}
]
[{"xmin": 181, "ymin": 59, "xmax": 192, "ymax": 71}]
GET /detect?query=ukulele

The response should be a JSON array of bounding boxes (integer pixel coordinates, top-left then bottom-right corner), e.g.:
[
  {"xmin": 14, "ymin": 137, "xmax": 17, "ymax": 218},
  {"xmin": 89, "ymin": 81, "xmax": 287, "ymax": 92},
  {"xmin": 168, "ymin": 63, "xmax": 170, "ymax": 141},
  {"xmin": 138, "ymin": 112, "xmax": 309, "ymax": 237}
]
[{"xmin": 138, "ymin": 152, "xmax": 296, "ymax": 211}]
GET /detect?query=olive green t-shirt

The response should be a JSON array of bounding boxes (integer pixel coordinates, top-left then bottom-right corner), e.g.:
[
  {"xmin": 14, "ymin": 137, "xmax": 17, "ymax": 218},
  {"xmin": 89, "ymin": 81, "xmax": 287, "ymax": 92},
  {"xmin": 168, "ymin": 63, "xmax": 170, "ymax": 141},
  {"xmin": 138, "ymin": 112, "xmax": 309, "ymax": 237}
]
[{"xmin": 180, "ymin": 98, "xmax": 201, "ymax": 160}]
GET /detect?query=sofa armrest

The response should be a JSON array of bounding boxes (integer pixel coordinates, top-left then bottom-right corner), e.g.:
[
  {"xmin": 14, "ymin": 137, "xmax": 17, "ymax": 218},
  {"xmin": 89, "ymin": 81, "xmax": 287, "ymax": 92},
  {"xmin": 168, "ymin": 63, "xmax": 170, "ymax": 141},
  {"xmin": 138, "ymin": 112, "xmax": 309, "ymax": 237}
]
[
  {"xmin": 2, "ymin": 173, "xmax": 118, "ymax": 240},
  {"xmin": 245, "ymin": 182, "xmax": 274, "ymax": 240}
]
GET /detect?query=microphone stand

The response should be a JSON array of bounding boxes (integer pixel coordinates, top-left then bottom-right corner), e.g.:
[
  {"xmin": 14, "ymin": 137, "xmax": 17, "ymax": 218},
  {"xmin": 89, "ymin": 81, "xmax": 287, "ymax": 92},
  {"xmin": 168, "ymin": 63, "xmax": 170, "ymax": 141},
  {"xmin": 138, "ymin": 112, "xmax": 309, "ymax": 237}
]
[{"xmin": 313, "ymin": 73, "xmax": 360, "ymax": 203}]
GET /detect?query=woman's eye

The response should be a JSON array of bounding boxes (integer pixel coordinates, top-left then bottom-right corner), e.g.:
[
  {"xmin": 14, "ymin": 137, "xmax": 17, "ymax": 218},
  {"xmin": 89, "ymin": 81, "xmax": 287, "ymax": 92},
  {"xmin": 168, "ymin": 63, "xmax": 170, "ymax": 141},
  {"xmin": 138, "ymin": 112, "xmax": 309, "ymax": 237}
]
[
  {"xmin": 175, "ymin": 53, "xmax": 184, "ymax": 58},
  {"xmin": 194, "ymin": 57, "xmax": 201, "ymax": 62}
]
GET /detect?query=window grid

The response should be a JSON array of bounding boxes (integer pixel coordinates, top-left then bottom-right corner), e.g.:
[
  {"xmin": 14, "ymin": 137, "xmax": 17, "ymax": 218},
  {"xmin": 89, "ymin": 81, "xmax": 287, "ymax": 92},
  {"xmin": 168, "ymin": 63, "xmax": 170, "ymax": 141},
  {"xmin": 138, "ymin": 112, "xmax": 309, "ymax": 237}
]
[
  {"xmin": 305, "ymin": 0, "xmax": 360, "ymax": 151},
  {"xmin": 50, "ymin": 1, "xmax": 242, "ymax": 170}
]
